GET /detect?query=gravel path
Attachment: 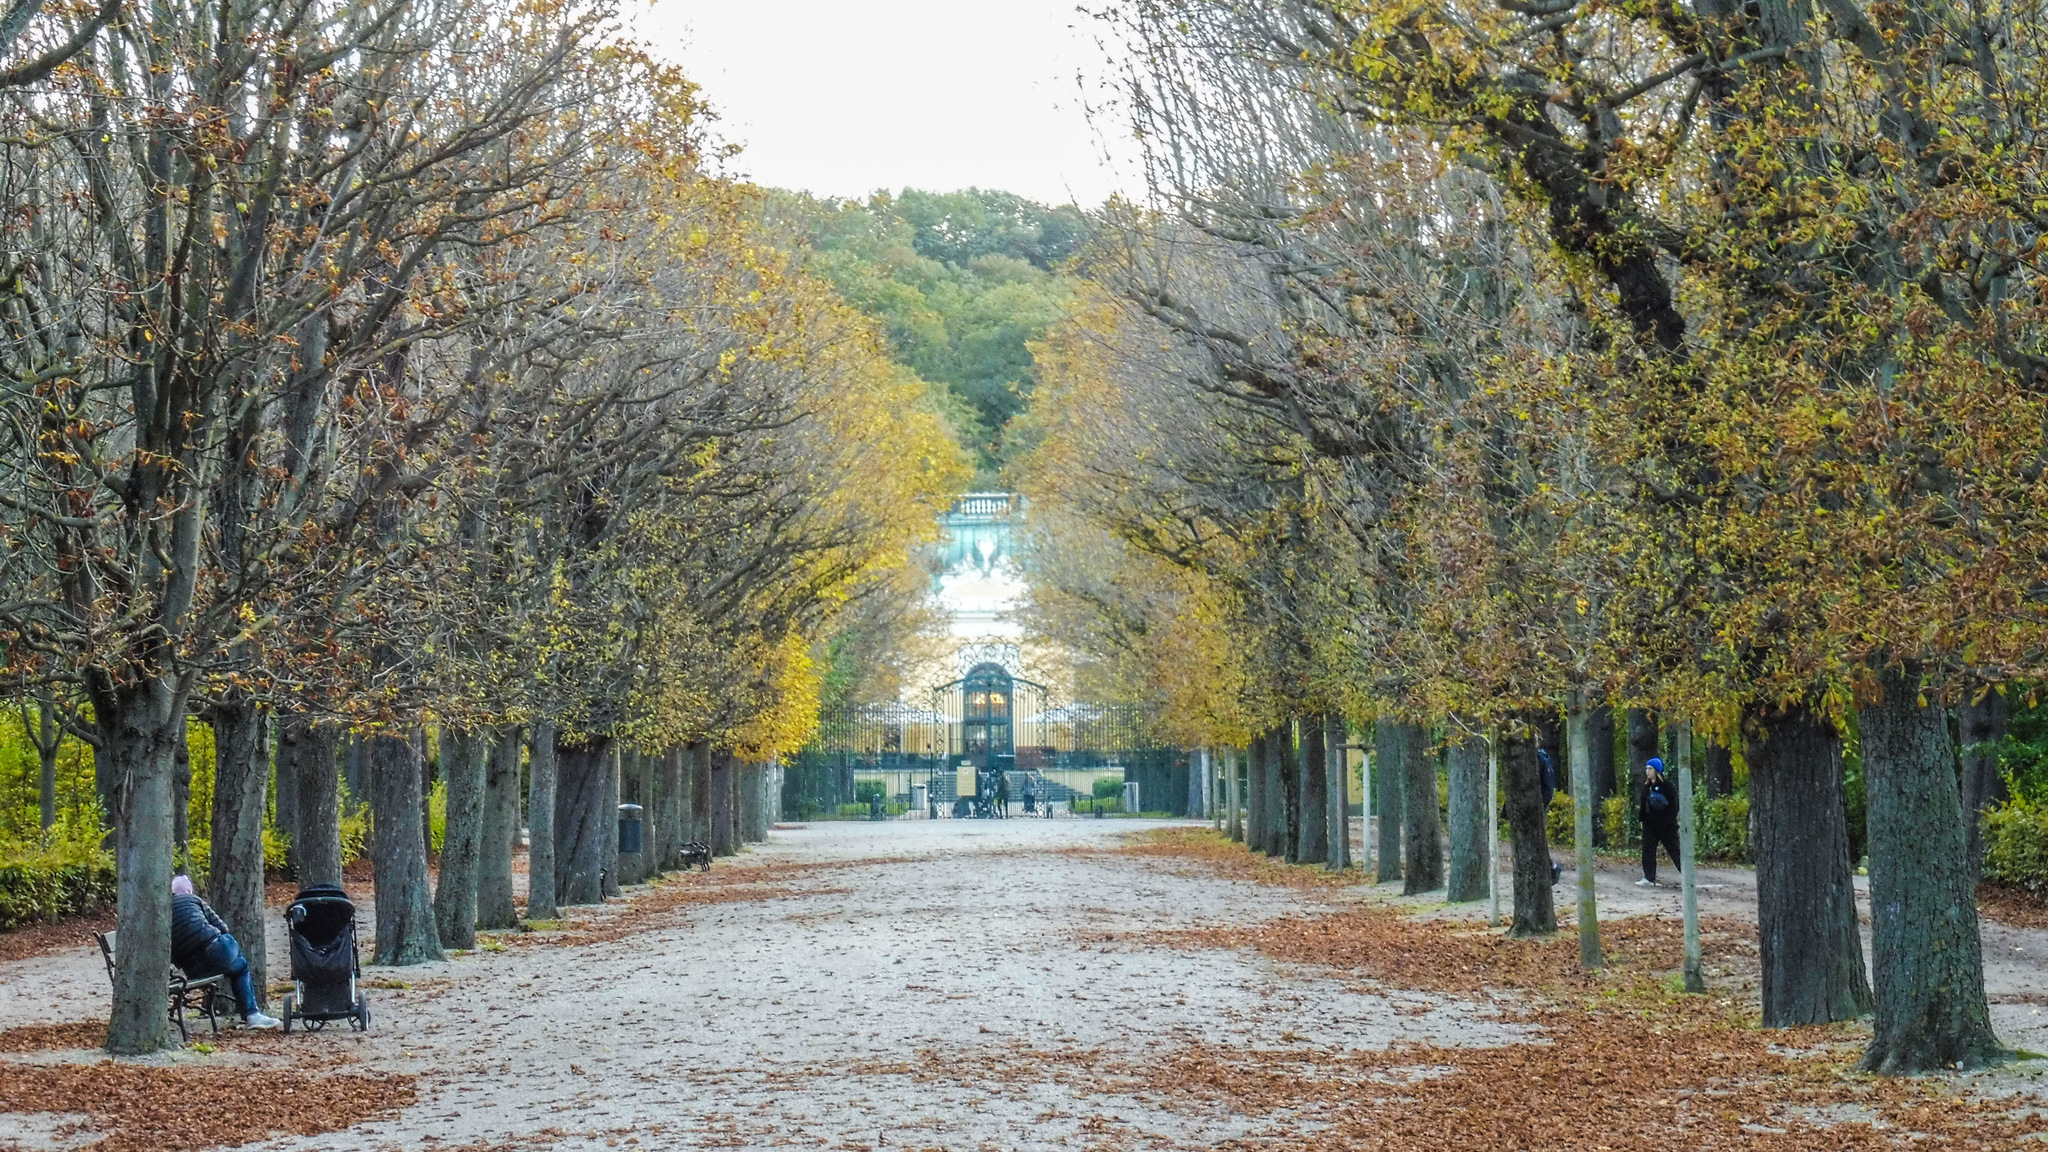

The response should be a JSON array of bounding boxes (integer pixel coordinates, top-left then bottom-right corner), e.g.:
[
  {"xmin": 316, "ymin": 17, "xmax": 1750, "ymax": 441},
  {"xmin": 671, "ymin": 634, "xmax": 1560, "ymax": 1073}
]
[{"xmin": 1, "ymin": 818, "xmax": 2044, "ymax": 1151}]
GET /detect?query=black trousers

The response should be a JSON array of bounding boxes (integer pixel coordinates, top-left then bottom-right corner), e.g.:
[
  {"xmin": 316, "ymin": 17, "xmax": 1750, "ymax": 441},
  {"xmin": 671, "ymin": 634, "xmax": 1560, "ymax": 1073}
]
[{"xmin": 1642, "ymin": 819, "xmax": 1682, "ymax": 882}]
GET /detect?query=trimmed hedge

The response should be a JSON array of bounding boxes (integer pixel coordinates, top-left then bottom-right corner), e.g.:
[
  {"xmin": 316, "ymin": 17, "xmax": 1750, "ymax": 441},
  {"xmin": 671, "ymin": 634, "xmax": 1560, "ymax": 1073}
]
[
  {"xmin": 1693, "ymin": 794, "xmax": 1750, "ymax": 862},
  {"xmin": 1984, "ymin": 795, "xmax": 2048, "ymax": 898},
  {"xmin": 0, "ymin": 850, "xmax": 116, "ymax": 930}
]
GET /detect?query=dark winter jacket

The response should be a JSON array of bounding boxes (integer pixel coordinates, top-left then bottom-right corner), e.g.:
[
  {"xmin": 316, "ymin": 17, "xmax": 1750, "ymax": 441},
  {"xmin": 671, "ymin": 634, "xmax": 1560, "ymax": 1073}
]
[
  {"xmin": 1536, "ymin": 749, "xmax": 1558, "ymax": 808},
  {"xmin": 170, "ymin": 893, "xmax": 228, "ymax": 970},
  {"xmin": 1640, "ymin": 775, "xmax": 1680, "ymax": 829}
]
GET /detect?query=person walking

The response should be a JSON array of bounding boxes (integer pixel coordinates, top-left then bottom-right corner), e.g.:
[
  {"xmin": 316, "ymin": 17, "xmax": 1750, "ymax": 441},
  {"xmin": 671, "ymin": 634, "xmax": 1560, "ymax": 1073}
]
[
  {"xmin": 170, "ymin": 875, "xmax": 281, "ymax": 1029},
  {"xmin": 1636, "ymin": 756, "xmax": 1682, "ymax": 886}
]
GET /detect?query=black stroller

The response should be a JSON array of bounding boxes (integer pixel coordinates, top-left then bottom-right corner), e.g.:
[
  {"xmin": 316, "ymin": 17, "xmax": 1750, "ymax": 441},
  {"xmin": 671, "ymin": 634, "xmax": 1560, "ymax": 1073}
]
[{"xmin": 280, "ymin": 884, "xmax": 370, "ymax": 1033}]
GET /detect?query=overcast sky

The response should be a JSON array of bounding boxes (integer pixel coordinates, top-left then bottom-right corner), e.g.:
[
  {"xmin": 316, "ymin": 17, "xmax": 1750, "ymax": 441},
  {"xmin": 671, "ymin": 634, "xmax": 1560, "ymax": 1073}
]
[{"xmin": 641, "ymin": 1, "xmax": 1142, "ymax": 208}]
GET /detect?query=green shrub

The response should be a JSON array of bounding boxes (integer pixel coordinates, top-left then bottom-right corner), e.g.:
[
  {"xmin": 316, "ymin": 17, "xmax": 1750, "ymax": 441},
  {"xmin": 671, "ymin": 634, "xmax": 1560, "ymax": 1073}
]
[
  {"xmin": 829, "ymin": 801, "xmax": 907, "ymax": 818},
  {"xmin": 0, "ymin": 812, "xmax": 115, "ymax": 929},
  {"xmin": 853, "ymin": 781, "xmax": 887, "ymax": 804},
  {"xmin": 1091, "ymin": 777, "xmax": 1124, "ymax": 800},
  {"xmin": 1073, "ymin": 796, "xmax": 1122, "ymax": 814},
  {"xmin": 1984, "ymin": 794, "xmax": 2048, "ymax": 898},
  {"xmin": 1545, "ymin": 792, "xmax": 1574, "ymax": 847},
  {"xmin": 1602, "ymin": 793, "xmax": 1640, "ymax": 850},
  {"xmin": 337, "ymin": 785, "xmax": 368, "ymax": 867},
  {"xmin": 1693, "ymin": 793, "xmax": 1750, "ymax": 862},
  {"xmin": 428, "ymin": 779, "xmax": 447, "ymax": 854}
]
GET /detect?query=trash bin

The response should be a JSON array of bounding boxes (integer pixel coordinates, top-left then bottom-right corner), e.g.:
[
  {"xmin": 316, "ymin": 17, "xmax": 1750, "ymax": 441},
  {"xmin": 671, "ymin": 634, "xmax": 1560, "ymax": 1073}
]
[
  {"xmin": 1123, "ymin": 781, "xmax": 1141, "ymax": 815},
  {"xmin": 617, "ymin": 803, "xmax": 644, "ymax": 855},
  {"xmin": 910, "ymin": 784, "xmax": 928, "ymax": 814}
]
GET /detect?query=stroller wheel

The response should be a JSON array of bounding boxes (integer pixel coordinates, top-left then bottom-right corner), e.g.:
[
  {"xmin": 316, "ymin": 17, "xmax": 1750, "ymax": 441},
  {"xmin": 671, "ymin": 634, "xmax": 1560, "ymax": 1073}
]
[{"xmin": 281, "ymin": 995, "xmax": 294, "ymax": 1034}]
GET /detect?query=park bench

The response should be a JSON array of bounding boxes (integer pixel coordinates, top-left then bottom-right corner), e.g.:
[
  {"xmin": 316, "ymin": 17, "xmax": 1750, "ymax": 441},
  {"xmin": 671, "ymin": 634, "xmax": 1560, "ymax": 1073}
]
[{"xmin": 92, "ymin": 929, "xmax": 231, "ymax": 1043}]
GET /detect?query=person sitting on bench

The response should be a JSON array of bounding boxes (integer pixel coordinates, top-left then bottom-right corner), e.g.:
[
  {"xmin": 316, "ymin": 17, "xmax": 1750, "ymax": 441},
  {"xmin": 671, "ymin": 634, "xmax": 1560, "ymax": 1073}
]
[{"xmin": 171, "ymin": 875, "xmax": 280, "ymax": 1029}]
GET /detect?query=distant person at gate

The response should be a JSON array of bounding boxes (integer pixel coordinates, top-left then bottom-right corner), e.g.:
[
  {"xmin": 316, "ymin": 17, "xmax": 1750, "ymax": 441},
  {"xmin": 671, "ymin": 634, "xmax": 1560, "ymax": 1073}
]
[
  {"xmin": 997, "ymin": 772, "xmax": 1011, "ymax": 817},
  {"xmin": 1637, "ymin": 757, "xmax": 1682, "ymax": 887},
  {"xmin": 170, "ymin": 875, "xmax": 280, "ymax": 1028}
]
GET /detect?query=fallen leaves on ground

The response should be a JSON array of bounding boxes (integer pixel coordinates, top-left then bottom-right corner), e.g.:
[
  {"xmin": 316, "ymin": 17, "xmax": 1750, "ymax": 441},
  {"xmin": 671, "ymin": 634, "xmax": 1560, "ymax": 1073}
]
[
  {"xmin": 0, "ymin": 1020, "xmax": 105, "ymax": 1052},
  {"xmin": 1100, "ymin": 825, "xmax": 2048, "ymax": 1150},
  {"xmin": 1978, "ymin": 882, "xmax": 2048, "ymax": 930},
  {"xmin": 1098, "ymin": 827, "xmax": 1356, "ymax": 890},
  {"xmin": 0, "ymin": 906, "xmax": 115, "ymax": 965},
  {"xmin": 0, "ymin": 1061, "xmax": 414, "ymax": 1152},
  {"xmin": 1133, "ymin": 906, "xmax": 1758, "ymax": 999}
]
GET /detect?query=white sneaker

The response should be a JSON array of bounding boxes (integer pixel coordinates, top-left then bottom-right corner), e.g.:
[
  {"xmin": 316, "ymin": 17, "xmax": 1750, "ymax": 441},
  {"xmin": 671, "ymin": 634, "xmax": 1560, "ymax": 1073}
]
[
  {"xmin": 243, "ymin": 1012, "xmax": 282, "ymax": 1030},
  {"xmin": 1634, "ymin": 878, "xmax": 1656, "ymax": 887}
]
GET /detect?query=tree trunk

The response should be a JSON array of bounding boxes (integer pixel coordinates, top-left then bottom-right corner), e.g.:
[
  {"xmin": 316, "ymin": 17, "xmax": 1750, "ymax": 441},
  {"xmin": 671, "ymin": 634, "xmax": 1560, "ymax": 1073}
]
[
  {"xmin": 172, "ymin": 723, "xmax": 191, "ymax": 867},
  {"xmin": 602, "ymin": 744, "xmax": 621, "ymax": 896},
  {"xmin": 93, "ymin": 741, "xmax": 119, "ymax": 852},
  {"xmin": 207, "ymin": 701, "xmax": 269, "ymax": 1010},
  {"xmin": 295, "ymin": 725, "xmax": 342, "ymax": 890},
  {"xmin": 656, "ymin": 745, "xmax": 687, "ymax": 869},
  {"xmin": 1258, "ymin": 728, "xmax": 1281, "ymax": 858},
  {"xmin": 1226, "ymin": 746, "xmax": 1243, "ymax": 843},
  {"xmin": 367, "ymin": 731, "xmax": 443, "ymax": 967},
  {"xmin": 1704, "ymin": 738, "xmax": 1735, "ymax": 798},
  {"xmin": 433, "ymin": 729, "xmax": 485, "ymax": 950},
  {"xmin": 1569, "ymin": 702, "xmax": 1602, "ymax": 968},
  {"xmin": 1245, "ymin": 733, "xmax": 1267, "ymax": 854},
  {"xmin": 476, "ymin": 729, "xmax": 521, "ymax": 930},
  {"xmin": 743, "ymin": 761, "xmax": 769, "ymax": 842},
  {"xmin": 553, "ymin": 734, "xmax": 614, "ymax": 905},
  {"xmin": 1501, "ymin": 721, "xmax": 1557, "ymax": 938},
  {"xmin": 1373, "ymin": 715, "xmax": 1406, "ymax": 882},
  {"xmin": 708, "ymin": 747, "xmax": 736, "ymax": 856},
  {"xmin": 274, "ymin": 719, "xmax": 303, "ymax": 882},
  {"xmin": 734, "ymin": 759, "xmax": 756, "ymax": 845},
  {"xmin": 97, "ymin": 681, "xmax": 184, "ymax": 1054},
  {"xmin": 1744, "ymin": 700, "xmax": 1870, "ymax": 1026},
  {"xmin": 1857, "ymin": 665, "xmax": 2001, "ymax": 1072},
  {"xmin": 690, "ymin": 740, "xmax": 712, "ymax": 845},
  {"xmin": 1297, "ymin": 716, "xmax": 1328, "ymax": 865},
  {"xmin": 34, "ymin": 694, "xmax": 59, "ymax": 831},
  {"xmin": 1588, "ymin": 703, "xmax": 1617, "ymax": 820},
  {"xmin": 1325, "ymin": 715, "xmax": 1349, "ymax": 872},
  {"xmin": 1280, "ymin": 725, "xmax": 1302, "ymax": 861},
  {"xmin": 729, "ymin": 751, "xmax": 745, "ymax": 848},
  {"xmin": 1445, "ymin": 724, "xmax": 1489, "ymax": 902},
  {"xmin": 525, "ymin": 723, "xmax": 559, "ymax": 920},
  {"xmin": 1401, "ymin": 722, "xmax": 1443, "ymax": 894},
  {"xmin": 1957, "ymin": 687, "xmax": 2007, "ymax": 878}
]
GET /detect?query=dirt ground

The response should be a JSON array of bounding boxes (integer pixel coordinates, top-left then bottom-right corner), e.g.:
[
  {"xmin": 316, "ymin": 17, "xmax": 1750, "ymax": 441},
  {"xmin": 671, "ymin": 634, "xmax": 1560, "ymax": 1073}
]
[{"xmin": 0, "ymin": 818, "xmax": 2044, "ymax": 1151}]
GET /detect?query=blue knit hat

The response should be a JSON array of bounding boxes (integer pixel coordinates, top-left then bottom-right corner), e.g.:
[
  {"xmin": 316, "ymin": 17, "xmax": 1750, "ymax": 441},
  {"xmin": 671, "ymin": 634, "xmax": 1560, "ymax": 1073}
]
[{"xmin": 1646, "ymin": 757, "xmax": 1664, "ymax": 772}]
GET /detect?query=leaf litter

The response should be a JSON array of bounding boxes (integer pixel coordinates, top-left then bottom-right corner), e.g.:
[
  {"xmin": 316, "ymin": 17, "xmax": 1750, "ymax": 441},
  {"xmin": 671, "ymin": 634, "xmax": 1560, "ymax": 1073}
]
[{"xmin": 1079, "ymin": 828, "xmax": 2048, "ymax": 1150}]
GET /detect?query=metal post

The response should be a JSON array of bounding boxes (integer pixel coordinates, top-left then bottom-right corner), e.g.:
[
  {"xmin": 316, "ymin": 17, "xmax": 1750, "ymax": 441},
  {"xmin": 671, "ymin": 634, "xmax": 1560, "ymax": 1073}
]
[
  {"xmin": 1675, "ymin": 720, "xmax": 1704, "ymax": 992},
  {"xmin": 1570, "ymin": 696, "xmax": 1603, "ymax": 969},
  {"xmin": 1487, "ymin": 736, "xmax": 1501, "ymax": 928}
]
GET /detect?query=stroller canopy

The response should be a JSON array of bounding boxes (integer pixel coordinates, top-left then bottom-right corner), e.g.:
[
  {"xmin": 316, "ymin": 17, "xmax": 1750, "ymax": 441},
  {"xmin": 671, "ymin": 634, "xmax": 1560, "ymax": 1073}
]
[{"xmin": 288, "ymin": 885, "xmax": 355, "ymax": 951}]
